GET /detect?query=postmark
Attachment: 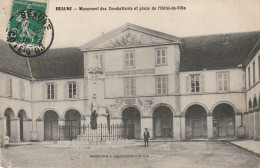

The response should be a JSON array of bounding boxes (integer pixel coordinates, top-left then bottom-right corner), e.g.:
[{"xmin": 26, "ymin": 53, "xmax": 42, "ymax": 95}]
[{"xmin": 7, "ymin": 0, "xmax": 54, "ymax": 57}]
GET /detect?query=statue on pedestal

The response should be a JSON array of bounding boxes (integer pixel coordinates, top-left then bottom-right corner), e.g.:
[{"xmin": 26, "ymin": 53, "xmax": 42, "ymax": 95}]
[{"xmin": 90, "ymin": 94, "xmax": 98, "ymax": 129}]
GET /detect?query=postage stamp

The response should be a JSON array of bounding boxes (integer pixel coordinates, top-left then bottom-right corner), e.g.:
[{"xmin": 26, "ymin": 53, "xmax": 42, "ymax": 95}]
[{"xmin": 7, "ymin": 0, "xmax": 54, "ymax": 57}]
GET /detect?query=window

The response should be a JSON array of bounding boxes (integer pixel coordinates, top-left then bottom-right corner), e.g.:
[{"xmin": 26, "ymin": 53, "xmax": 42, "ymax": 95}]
[
  {"xmin": 6, "ymin": 78, "xmax": 12, "ymax": 97},
  {"xmin": 68, "ymin": 82, "xmax": 77, "ymax": 99},
  {"xmin": 95, "ymin": 54, "xmax": 104, "ymax": 69},
  {"xmin": 248, "ymin": 67, "xmax": 251, "ymax": 87},
  {"xmin": 253, "ymin": 62, "xmax": 256, "ymax": 84},
  {"xmin": 125, "ymin": 78, "xmax": 135, "ymax": 96},
  {"xmin": 156, "ymin": 48, "xmax": 167, "ymax": 66},
  {"xmin": 47, "ymin": 84, "xmax": 55, "ymax": 100},
  {"xmin": 186, "ymin": 74, "xmax": 205, "ymax": 93},
  {"xmin": 124, "ymin": 51, "xmax": 135, "ymax": 68},
  {"xmin": 217, "ymin": 72, "xmax": 229, "ymax": 92},
  {"xmin": 156, "ymin": 76, "xmax": 167, "ymax": 95},
  {"xmin": 19, "ymin": 80, "xmax": 25, "ymax": 100},
  {"xmin": 190, "ymin": 75, "xmax": 200, "ymax": 93}
]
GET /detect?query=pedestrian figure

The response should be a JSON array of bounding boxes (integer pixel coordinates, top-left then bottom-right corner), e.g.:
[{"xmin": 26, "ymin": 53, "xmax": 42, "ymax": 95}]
[
  {"xmin": 4, "ymin": 135, "xmax": 9, "ymax": 149},
  {"xmin": 143, "ymin": 128, "xmax": 150, "ymax": 147}
]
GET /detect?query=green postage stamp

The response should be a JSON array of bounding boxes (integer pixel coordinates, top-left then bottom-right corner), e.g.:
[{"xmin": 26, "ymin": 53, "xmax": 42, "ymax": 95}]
[{"xmin": 7, "ymin": 0, "xmax": 54, "ymax": 57}]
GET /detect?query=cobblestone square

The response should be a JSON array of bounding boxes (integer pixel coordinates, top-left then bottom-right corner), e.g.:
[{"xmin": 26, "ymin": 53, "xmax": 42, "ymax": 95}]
[{"xmin": 1, "ymin": 141, "xmax": 260, "ymax": 168}]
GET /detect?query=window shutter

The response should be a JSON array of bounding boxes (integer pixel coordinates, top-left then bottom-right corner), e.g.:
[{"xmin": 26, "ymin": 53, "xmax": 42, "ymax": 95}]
[
  {"xmin": 133, "ymin": 52, "xmax": 136, "ymax": 67},
  {"xmin": 5, "ymin": 78, "xmax": 9, "ymax": 96},
  {"xmin": 64, "ymin": 83, "xmax": 68, "ymax": 99},
  {"xmin": 54, "ymin": 83, "xmax": 57, "ymax": 100},
  {"xmin": 76, "ymin": 82, "xmax": 79, "ymax": 99},
  {"xmin": 216, "ymin": 74, "xmax": 220, "ymax": 91},
  {"xmin": 42, "ymin": 84, "xmax": 46, "ymax": 100},
  {"xmin": 186, "ymin": 76, "xmax": 190, "ymax": 93},
  {"xmin": 200, "ymin": 74, "xmax": 205, "ymax": 92}
]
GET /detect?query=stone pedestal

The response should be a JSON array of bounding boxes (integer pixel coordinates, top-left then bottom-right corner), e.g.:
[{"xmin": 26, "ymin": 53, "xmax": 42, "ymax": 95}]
[
  {"xmin": 141, "ymin": 117, "xmax": 153, "ymax": 139},
  {"xmin": 254, "ymin": 110, "xmax": 260, "ymax": 140},
  {"xmin": 173, "ymin": 116, "xmax": 181, "ymax": 140},
  {"xmin": 110, "ymin": 118, "xmax": 122, "ymax": 125},
  {"xmin": 0, "ymin": 117, "xmax": 6, "ymax": 146},
  {"xmin": 180, "ymin": 116, "xmax": 186, "ymax": 140},
  {"xmin": 207, "ymin": 115, "xmax": 213, "ymax": 139},
  {"xmin": 10, "ymin": 118, "xmax": 20, "ymax": 143},
  {"xmin": 97, "ymin": 115, "xmax": 108, "ymax": 125}
]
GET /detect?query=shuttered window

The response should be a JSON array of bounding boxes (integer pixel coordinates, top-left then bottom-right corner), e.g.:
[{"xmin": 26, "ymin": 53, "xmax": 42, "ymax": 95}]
[
  {"xmin": 186, "ymin": 74, "xmax": 205, "ymax": 93},
  {"xmin": 191, "ymin": 75, "xmax": 200, "ymax": 93},
  {"xmin": 6, "ymin": 78, "xmax": 12, "ymax": 97},
  {"xmin": 253, "ymin": 62, "xmax": 256, "ymax": 84},
  {"xmin": 217, "ymin": 72, "xmax": 229, "ymax": 92},
  {"xmin": 124, "ymin": 51, "xmax": 135, "ymax": 68},
  {"xmin": 125, "ymin": 78, "xmax": 135, "ymax": 96},
  {"xmin": 95, "ymin": 54, "xmax": 104, "ymax": 69},
  {"xmin": 156, "ymin": 48, "xmax": 167, "ymax": 66},
  {"xmin": 156, "ymin": 76, "xmax": 167, "ymax": 95},
  {"xmin": 45, "ymin": 83, "xmax": 56, "ymax": 100},
  {"xmin": 19, "ymin": 80, "xmax": 25, "ymax": 100},
  {"xmin": 64, "ymin": 82, "xmax": 79, "ymax": 99},
  {"xmin": 248, "ymin": 67, "xmax": 251, "ymax": 88},
  {"xmin": 47, "ymin": 84, "xmax": 54, "ymax": 100}
]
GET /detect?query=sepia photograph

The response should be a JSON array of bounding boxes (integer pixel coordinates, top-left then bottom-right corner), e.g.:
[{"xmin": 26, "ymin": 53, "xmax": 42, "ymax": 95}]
[{"xmin": 0, "ymin": 0, "xmax": 260, "ymax": 167}]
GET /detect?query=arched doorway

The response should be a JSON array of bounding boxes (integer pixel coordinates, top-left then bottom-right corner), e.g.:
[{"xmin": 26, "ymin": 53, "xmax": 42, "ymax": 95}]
[
  {"xmin": 213, "ymin": 103, "xmax": 235, "ymax": 138},
  {"xmin": 122, "ymin": 107, "xmax": 141, "ymax": 139},
  {"xmin": 153, "ymin": 106, "xmax": 173, "ymax": 138},
  {"xmin": 44, "ymin": 110, "xmax": 59, "ymax": 141},
  {"xmin": 185, "ymin": 105, "xmax": 207, "ymax": 138},
  {"xmin": 18, "ymin": 110, "xmax": 27, "ymax": 141},
  {"xmin": 4, "ymin": 108, "xmax": 14, "ymax": 137},
  {"xmin": 64, "ymin": 110, "xmax": 81, "ymax": 140}
]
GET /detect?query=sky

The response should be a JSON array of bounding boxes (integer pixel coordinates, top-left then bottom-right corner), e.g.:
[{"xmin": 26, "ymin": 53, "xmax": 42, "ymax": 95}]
[{"xmin": 1, "ymin": 0, "xmax": 260, "ymax": 48}]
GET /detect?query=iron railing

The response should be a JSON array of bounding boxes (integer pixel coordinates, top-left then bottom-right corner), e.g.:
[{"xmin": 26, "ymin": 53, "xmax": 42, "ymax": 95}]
[{"xmin": 59, "ymin": 124, "xmax": 135, "ymax": 141}]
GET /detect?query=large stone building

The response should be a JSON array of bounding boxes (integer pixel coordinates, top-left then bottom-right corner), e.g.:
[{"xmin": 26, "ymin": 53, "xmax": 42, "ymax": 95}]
[{"xmin": 1, "ymin": 23, "xmax": 260, "ymax": 144}]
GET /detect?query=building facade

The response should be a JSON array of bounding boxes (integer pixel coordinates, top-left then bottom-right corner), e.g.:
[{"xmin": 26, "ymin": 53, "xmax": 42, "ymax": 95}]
[{"xmin": 1, "ymin": 24, "xmax": 260, "ymax": 145}]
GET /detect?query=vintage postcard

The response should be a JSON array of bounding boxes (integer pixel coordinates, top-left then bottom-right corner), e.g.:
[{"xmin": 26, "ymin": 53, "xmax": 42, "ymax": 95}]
[{"xmin": 0, "ymin": 0, "xmax": 260, "ymax": 167}]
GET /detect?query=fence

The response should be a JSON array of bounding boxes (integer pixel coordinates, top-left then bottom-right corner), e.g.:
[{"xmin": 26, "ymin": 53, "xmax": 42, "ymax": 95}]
[{"xmin": 59, "ymin": 124, "xmax": 135, "ymax": 141}]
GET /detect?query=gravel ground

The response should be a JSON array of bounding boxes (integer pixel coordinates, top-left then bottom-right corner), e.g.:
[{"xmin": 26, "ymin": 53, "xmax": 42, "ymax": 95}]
[{"xmin": 1, "ymin": 141, "xmax": 260, "ymax": 168}]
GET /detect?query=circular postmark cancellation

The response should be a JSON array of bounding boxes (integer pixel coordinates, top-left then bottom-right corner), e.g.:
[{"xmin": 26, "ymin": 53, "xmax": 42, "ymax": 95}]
[{"xmin": 7, "ymin": 9, "xmax": 54, "ymax": 57}]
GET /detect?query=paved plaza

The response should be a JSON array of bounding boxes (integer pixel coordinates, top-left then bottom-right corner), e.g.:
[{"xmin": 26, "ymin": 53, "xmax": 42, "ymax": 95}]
[{"xmin": 1, "ymin": 141, "xmax": 260, "ymax": 168}]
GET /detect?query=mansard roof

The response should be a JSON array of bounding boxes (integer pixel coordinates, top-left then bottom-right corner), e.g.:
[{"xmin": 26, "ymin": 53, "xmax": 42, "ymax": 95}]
[
  {"xmin": 28, "ymin": 47, "xmax": 84, "ymax": 79},
  {"xmin": 1, "ymin": 25, "xmax": 260, "ymax": 79},
  {"xmin": 0, "ymin": 39, "xmax": 32, "ymax": 78},
  {"xmin": 180, "ymin": 31, "xmax": 260, "ymax": 71},
  {"xmin": 80, "ymin": 23, "xmax": 182, "ymax": 51},
  {"xmin": 0, "ymin": 39, "xmax": 83, "ymax": 79}
]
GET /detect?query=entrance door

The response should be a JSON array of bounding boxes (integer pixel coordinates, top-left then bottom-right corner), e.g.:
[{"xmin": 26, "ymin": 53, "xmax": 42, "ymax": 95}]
[
  {"xmin": 185, "ymin": 105, "xmax": 207, "ymax": 139},
  {"xmin": 44, "ymin": 111, "xmax": 59, "ymax": 141},
  {"xmin": 153, "ymin": 106, "xmax": 173, "ymax": 138},
  {"xmin": 18, "ymin": 110, "xmax": 27, "ymax": 141},
  {"xmin": 20, "ymin": 117, "xmax": 24, "ymax": 141},
  {"xmin": 213, "ymin": 104, "xmax": 235, "ymax": 138},
  {"xmin": 65, "ymin": 110, "xmax": 81, "ymax": 140},
  {"xmin": 122, "ymin": 107, "xmax": 141, "ymax": 139},
  {"xmin": 192, "ymin": 119, "xmax": 201, "ymax": 137},
  {"xmin": 4, "ymin": 109, "xmax": 14, "ymax": 137}
]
